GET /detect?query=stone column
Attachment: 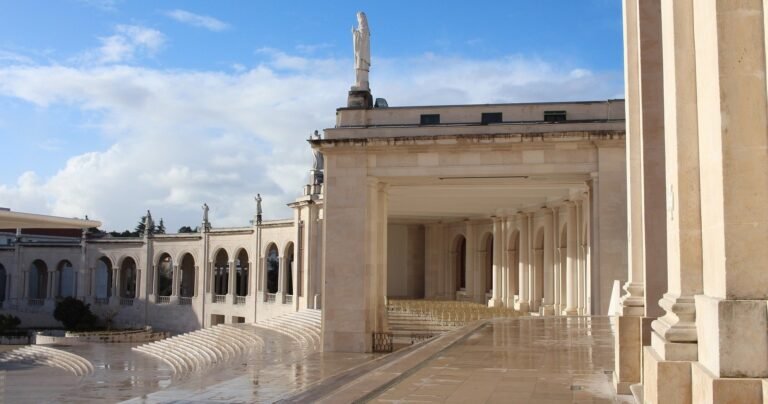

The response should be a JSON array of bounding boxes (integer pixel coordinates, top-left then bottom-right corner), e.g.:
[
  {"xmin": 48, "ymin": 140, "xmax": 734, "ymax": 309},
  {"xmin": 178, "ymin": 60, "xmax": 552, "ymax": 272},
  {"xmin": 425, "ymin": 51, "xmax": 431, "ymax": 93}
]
[
  {"xmin": 515, "ymin": 213, "xmax": 529, "ymax": 312},
  {"xmin": 643, "ymin": 0, "xmax": 702, "ymax": 402},
  {"xmin": 113, "ymin": 267, "xmax": 120, "ymax": 299},
  {"xmin": 564, "ymin": 202, "xmax": 578, "ymax": 315},
  {"xmin": 376, "ymin": 182, "xmax": 388, "ymax": 331},
  {"xmin": 575, "ymin": 199, "xmax": 585, "ymax": 315},
  {"xmin": 615, "ymin": 0, "xmax": 666, "ymax": 395},
  {"xmin": 542, "ymin": 209, "xmax": 554, "ymax": 315},
  {"xmin": 687, "ymin": 0, "xmax": 768, "ymax": 400},
  {"xmin": 490, "ymin": 217, "xmax": 502, "ymax": 307},
  {"xmin": 552, "ymin": 207, "xmax": 561, "ymax": 313},
  {"xmin": 465, "ymin": 222, "xmax": 475, "ymax": 300},
  {"xmin": 527, "ymin": 213, "xmax": 534, "ymax": 310}
]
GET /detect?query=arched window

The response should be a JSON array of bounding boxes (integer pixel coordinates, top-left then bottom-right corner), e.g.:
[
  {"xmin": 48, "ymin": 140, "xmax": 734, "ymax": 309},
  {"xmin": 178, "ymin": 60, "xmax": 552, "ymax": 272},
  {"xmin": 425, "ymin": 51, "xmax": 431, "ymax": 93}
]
[
  {"xmin": 455, "ymin": 236, "xmax": 466, "ymax": 291},
  {"xmin": 119, "ymin": 257, "xmax": 137, "ymax": 298},
  {"xmin": 56, "ymin": 260, "xmax": 74, "ymax": 298},
  {"xmin": 179, "ymin": 254, "xmax": 196, "ymax": 298},
  {"xmin": 235, "ymin": 249, "xmax": 249, "ymax": 297},
  {"xmin": 95, "ymin": 257, "xmax": 113, "ymax": 299},
  {"xmin": 156, "ymin": 253, "xmax": 173, "ymax": 297},
  {"xmin": 28, "ymin": 260, "xmax": 48, "ymax": 299},
  {"xmin": 266, "ymin": 244, "xmax": 279, "ymax": 294},
  {"xmin": 213, "ymin": 250, "xmax": 229, "ymax": 295},
  {"xmin": 284, "ymin": 243, "xmax": 294, "ymax": 296}
]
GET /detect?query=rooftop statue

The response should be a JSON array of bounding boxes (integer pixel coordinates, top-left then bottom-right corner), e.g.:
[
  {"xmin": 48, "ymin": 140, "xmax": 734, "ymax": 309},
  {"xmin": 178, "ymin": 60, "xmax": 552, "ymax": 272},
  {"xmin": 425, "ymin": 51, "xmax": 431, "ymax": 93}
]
[{"xmin": 352, "ymin": 11, "xmax": 370, "ymax": 91}]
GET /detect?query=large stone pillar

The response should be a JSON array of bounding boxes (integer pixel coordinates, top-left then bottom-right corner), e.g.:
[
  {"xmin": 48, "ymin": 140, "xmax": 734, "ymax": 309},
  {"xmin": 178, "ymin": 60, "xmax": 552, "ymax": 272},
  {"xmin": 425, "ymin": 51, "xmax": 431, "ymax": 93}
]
[
  {"xmin": 576, "ymin": 199, "xmax": 585, "ymax": 315},
  {"xmin": 515, "ymin": 213, "xmax": 529, "ymax": 312},
  {"xmin": 490, "ymin": 217, "xmax": 502, "ymax": 307},
  {"xmin": 564, "ymin": 202, "xmax": 578, "ymax": 315},
  {"xmin": 643, "ymin": 0, "xmax": 702, "ymax": 402},
  {"xmin": 552, "ymin": 207, "xmax": 561, "ymax": 314},
  {"xmin": 689, "ymin": 0, "xmax": 768, "ymax": 401},
  {"xmin": 616, "ymin": 0, "xmax": 667, "ymax": 395},
  {"xmin": 321, "ymin": 147, "xmax": 387, "ymax": 351},
  {"xmin": 542, "ymin": 209, "xmax": 554, "ymax": 315},
  {"xmin": 375, "ymin": 182, "xmax": 388, "ymax": 331}
]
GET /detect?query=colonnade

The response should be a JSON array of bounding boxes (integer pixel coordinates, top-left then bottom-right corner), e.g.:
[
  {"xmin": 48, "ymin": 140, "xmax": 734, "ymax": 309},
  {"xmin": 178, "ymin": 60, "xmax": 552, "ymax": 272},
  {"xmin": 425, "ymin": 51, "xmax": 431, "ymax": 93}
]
[
  {"xmin": 618, "ymin": 0, "xmax": 768, "ymax": 402},
  {"xmin": 423, "ymin": 197, "xmax": 593, "ymax": 316}
]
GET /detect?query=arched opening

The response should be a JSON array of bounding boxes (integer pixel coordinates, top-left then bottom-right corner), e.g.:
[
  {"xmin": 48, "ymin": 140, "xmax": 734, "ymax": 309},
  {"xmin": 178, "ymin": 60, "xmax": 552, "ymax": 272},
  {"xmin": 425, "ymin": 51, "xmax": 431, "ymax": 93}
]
[
  {"xmin": 119, "ymin": 257, "xmax": 137, "ymax": 298},
  {"xmin": 56, "ymin": 260, "xmax": 75, "ymax": 298},
  {"xmin": 533, "ymin": 228, "xmax": 545, "ymax": 312},
  {"xmin": 482, "ymin": 233, "xmax": 493, "ymax": 294},
  {"xmin": 284, "ymin": 243, "xmax": 294, "ymax": 296},
  {"xmin": 179, "ymin": 253, "xmax": 196, "ymax": 298},
  {"xmin": 213, "ymin": 249, "xmax": 229, "ymax": 296},
  {"xmin": 0, "ymin": 263, "xmax": 6, "ymax": 303},
  {"xmin": 235, "ymin": 249, "xmax": 249, "ymax": 297},
  {"xmin": 28, "ymin": 259, "xmax": 48, "ymax": 300},
  {"xmin": 156, "ymin": 253, "xmax": 173, "ymax": 297},
  {"xmin": 454, "ymin": 235, "xmax": 466, "ymax": 292},
  {"xmin": 266, "ymin": 243, "xmax": 279, "ymax": 294},
  {"xmin": 95, "ymin": 257, "xmax": 113, "ymax": 300}
]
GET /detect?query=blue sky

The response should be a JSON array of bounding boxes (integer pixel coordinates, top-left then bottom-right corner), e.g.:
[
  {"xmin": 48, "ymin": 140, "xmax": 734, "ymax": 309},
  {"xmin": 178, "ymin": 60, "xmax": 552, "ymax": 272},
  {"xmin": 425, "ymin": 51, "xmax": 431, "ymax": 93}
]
[{"xmin": 0, "ymin": 0, "xmax": 623, "ymax": 231}]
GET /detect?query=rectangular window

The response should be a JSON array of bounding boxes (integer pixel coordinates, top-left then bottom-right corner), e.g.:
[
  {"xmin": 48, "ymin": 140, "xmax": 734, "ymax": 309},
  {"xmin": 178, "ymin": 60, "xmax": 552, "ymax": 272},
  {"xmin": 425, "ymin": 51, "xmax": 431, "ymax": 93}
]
[
  {"xmin": 420, "ymin": 114, "xmax": 440, "ymax": 125},
  {"xmin": 481, "ymin": 112, "xmax": 503, "ymax": 125},
  {"xmin": 544, "ymin": 110, "xmax": 567, "ymax": 122}
]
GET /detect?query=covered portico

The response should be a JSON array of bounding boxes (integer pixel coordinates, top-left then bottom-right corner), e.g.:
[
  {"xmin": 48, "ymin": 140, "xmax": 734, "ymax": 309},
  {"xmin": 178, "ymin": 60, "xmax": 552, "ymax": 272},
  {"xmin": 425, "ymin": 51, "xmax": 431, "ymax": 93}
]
[{"xmin": 317, "ymin": 103, "xmax": 627, "ymax": 352}]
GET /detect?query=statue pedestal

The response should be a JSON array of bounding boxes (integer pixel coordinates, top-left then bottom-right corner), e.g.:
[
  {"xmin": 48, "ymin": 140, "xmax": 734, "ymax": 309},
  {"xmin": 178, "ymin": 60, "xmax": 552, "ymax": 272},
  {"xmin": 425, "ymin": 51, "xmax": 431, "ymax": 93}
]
[{"xmin": 347, "ymin": 89, "xmax": 372, "ymax": 109}]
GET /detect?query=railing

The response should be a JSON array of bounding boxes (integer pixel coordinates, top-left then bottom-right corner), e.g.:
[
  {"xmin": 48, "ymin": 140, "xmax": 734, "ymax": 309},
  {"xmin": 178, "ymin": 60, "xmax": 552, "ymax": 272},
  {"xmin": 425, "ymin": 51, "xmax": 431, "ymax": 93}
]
[
  {"xmin": 212, "ymin": 295, "xmax": 226, "ymax": 304},
  {"xmin": 234, "ymin": 296, "xmax": 246, "ymax": 305},
  {"xmin": 265, "ymin": 293, "xmax": 277, "ymax": 304},
  {"xmin": 28, "ymin": 298, "xmax": 44, "ymax": 306},
  {"xmin": 284, "ymin": 294, "xmax": 293, "ymax": 304},
  {"xmin": 178, "ymin": 297, "xmax": 192, "ymax": 305},
  {"xmin": 372, "ymin": 332, "xmax": 393, "ymax": 353},
  {"xmin": 94, "ymin": 297, "xmax": 109, "ymax": 305},
  {"xmin": 156, "ymin": 296, "xmax": 171, "ymax": 304},
  {"xmin": 120, "ymin": 298, "xmax": 134, "ymax": 306}
]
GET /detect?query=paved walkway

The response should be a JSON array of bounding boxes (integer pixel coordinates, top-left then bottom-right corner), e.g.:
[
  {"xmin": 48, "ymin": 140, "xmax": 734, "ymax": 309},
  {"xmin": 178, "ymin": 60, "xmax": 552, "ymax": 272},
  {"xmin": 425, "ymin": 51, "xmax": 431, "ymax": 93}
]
[{"xmin": 372, "ymin": 316, "xmax": 630, "ymax": 403}]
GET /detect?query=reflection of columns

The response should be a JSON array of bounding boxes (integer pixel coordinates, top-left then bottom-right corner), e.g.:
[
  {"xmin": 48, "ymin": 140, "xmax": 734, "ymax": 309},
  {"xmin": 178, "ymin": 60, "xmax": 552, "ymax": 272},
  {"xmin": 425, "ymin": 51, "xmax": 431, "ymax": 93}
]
[
  {"xmin": 542, "ymin": 209, "xmax": 554, "ymax": 315},
  {"xmin": 564, "ymin": 202, "xmax": 577, "ymax": 315},
  {"xmin": 490, "ymin": 217, "xmax": 502, "ymax": 306},
  {"xmin": 516, "ymin": 213, "xmax": 529, "ymax": 312},
  {"xmin": 643, "ymin": 0, "xmax": 702, "ymax": 402}
]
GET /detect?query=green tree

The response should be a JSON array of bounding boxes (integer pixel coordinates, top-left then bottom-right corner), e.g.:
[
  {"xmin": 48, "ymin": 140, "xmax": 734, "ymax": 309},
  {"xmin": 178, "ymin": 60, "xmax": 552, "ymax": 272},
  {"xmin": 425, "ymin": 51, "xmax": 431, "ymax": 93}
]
[
  {"xmin": 156, "ymin": 218, "xmax": 166, "ymax": 234},
  {"xmin": 53, "ymin": 297, "xmax": 99, "ymax": 330},
  {"xmin": 0, "ymin": 314, "xmax": 20, "ymax": 332}
]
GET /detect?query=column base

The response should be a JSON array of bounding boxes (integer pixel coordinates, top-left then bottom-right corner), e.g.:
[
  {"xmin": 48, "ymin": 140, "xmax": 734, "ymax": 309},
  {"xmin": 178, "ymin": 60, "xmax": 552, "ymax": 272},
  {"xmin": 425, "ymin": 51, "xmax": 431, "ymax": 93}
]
[
  {"xmin": 650, "ymin": 330, "xmax": 697, "ymax": 361},
  {"xmin": 614, "ymin": 315, "xmax": 642, "ymax": 395},
  {"xmin": 541, "ymin": 305, "xmax": 555, "ymax": 316},
  {"xmin": 488, "ymin": 298, "xmax": 503, "ymax": 308},
  {"xmin": 643, "ymin": 346, "xmax": 692, "ymax": 404},
  {"xmin": 692, "ymin": 361, "xmax": 763, "ymax": 403},
  {"xmin": 563, "ymin": 307, "xmax": 578, "ymax": 315},
  {"xmin": 515, "ymin": 301, "xmax": 529, "ymax": 312}
]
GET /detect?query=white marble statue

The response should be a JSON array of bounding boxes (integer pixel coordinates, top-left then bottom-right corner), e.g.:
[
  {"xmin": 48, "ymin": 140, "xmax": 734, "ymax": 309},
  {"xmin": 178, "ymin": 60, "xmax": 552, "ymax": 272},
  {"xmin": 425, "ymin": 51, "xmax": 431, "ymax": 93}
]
[{"xmin": 352, "ymin": 11, "xmax": 370, "ymax": 91}]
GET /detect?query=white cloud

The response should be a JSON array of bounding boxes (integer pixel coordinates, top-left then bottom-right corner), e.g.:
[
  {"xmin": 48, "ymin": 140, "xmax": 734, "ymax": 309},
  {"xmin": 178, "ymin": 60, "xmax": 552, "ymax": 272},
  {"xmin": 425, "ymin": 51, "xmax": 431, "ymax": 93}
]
[
  {"xmin": 80, "ymin": 25, "xmax": 165, "ymax": 64},
  {"xmin": 0, "ymin": 51, "xmax": 622, "ymax": 231},
  {"xmin": 165, "ymin": 9, "xmax": 230, "ymax": 32}
]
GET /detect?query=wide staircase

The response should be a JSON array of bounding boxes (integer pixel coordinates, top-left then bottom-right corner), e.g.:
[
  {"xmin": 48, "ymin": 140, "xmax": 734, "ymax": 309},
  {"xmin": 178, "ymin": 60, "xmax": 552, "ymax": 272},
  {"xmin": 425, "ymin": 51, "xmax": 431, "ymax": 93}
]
[
  {"xmin": 0, "ymin": 345, "xmax": 94, "ymax": 376},
  {"xmin": 387, "ymin": 299, "xmax": 521, "ymax": 346},
  {"xmin": 133, "ymin": 309, "xmax": 321, "ymax": 376}
]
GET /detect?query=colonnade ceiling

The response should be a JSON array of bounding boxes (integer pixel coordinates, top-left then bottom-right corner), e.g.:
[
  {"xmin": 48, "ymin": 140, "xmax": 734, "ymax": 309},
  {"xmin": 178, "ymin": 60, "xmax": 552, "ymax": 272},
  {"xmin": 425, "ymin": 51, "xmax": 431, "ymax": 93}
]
[{"xmin": 385, "ymin": 174, "xmax": 589, "ymax": 222}]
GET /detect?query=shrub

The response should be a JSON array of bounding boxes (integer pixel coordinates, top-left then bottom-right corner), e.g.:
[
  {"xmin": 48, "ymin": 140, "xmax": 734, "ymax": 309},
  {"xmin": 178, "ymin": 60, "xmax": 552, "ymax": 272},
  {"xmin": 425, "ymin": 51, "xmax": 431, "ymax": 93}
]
[
  {"xmin": 0, "ymin": 314, "xmax": 20, "ymax": 332},
  {"xmin": 53, "ymin": 297, "xmax": 98, "ymax": 330}
]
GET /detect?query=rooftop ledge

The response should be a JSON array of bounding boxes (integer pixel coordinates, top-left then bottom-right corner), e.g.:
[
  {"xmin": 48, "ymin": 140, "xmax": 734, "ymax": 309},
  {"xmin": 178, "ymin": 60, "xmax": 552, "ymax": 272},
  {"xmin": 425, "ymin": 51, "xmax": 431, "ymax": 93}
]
[{"xmin": 314, "ymin": 128, "xmax": 625, "ymax": 149}]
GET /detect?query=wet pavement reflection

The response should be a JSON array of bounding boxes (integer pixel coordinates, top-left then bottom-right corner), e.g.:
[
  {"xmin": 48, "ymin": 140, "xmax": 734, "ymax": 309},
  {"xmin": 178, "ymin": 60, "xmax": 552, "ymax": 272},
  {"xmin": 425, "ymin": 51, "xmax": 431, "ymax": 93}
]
[{"xmin": 374, "ymin": 317, "xmax": 631, "ymax": 403}]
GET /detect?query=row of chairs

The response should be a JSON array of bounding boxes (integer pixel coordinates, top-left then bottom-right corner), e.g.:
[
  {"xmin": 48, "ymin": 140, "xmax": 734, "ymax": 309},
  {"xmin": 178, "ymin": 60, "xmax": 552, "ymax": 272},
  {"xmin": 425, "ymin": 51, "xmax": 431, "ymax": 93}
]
[{"xmin": 388, "ymin": 299, "xmax": 521, "ymax": 327}]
